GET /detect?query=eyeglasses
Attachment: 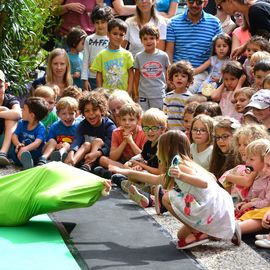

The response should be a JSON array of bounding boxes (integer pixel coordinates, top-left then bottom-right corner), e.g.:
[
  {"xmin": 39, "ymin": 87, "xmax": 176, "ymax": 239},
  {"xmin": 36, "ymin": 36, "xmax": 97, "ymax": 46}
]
[
  {"xmin": 187, "ymin": 0, "xmax": 205, "ymax": 6},
  {"xmin": 168, "ymin": 155, "xmax": 181, "ymax": 176},
  {"xmin": 234, "ymin": 13, "xmax": 242, "ymax": 19},
  {"xmin": 191, "ymin": 128, "xmax": 207, "ymax": 134},
  {"xmin": 215, "ymin": 134, "xmax": 231, "ymax": 141},
  {"xmin": 142, "ymin": 125, "xmax": 163, "ymax": 132}
]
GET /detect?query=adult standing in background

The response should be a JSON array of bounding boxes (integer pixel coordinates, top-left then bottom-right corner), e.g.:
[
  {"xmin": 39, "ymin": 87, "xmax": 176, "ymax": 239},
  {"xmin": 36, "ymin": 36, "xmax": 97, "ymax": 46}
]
[
  {"xmin": 112, "ymin": 0, "xmax": 136, "ymax": 20},
  {"xmin": 166, "ymin": 0, "xmax": 222, "ymax": 94},
  {"xmin": 54, "ymin": 0, "xmax": 96, "ymax": 38},
  {"xmin": 156, "ymin": 0, "xmax": 179, "ymax": 18},
  {"xmin": 123, "ymin": 0, "xmax": 167, "ymax": 57},
  {"xmin": 216, "ymin": 0, "xmax": 270, "ymax": 56}
]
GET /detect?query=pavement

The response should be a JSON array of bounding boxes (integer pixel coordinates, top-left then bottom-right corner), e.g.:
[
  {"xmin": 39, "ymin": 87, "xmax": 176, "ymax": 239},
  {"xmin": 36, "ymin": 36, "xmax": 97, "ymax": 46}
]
[{"xmin": 1, "ymin": 164, "xmax": 270, "ymax": 270}]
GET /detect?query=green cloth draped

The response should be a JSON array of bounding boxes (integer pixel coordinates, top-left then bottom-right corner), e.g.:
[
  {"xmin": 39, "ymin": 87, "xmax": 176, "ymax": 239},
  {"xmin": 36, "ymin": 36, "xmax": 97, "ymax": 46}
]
[{"xmin": 0, "ymin": 162, "xmax": 105, "ymax": 226}]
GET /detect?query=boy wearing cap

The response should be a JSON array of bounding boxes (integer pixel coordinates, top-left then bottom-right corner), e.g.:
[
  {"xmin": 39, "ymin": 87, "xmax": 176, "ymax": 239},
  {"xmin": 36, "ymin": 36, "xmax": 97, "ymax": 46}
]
[
  {"xmin": 246, "ymin": 89, "xmax": 270, "ymax": 130},
  {"xmin": 0, "ymin": 70, "xmax": 21, "ymax": 166}
]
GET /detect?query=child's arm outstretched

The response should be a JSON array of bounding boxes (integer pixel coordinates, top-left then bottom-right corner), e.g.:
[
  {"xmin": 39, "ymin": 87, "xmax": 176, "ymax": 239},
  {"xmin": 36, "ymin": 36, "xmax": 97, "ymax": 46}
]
[
  {"xmin": 109, "ymin": 164, "xmax": 165, "ymax": 186},
  {"xmin": 225, "ymin": 171, "xmax": 257, "ymax": 187},
  {"xmin": 131, "ymin": 159, "xmax": 162, "ymax": 175},
  {"xmin": 169, "ymin": 163, "xmax": 208, "ymax": 188},
  {"xmin": 194, "ymin": 59, "xmax": 211, "ymax": 75}
]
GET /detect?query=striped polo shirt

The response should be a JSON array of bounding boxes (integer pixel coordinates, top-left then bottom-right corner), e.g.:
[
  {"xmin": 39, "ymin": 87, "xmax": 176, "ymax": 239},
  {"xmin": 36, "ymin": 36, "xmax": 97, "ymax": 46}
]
[
  {"xmin": 163, "ymin": 90, "xmax": 193, "ymax": 131},
  {"xmin": 167, "ymin": 10, "xmax": 222, "ymax": 67}
]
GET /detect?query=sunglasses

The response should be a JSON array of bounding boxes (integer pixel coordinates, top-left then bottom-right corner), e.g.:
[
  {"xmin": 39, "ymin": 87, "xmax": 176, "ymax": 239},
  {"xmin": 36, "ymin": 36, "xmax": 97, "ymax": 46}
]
[
  {"xmin": 187, "ymin": 0, "xmax": 205, "ymax": 6},
  {"xmin": 168, "ymin": 155, "xmax": 181, "ymax": 176}
]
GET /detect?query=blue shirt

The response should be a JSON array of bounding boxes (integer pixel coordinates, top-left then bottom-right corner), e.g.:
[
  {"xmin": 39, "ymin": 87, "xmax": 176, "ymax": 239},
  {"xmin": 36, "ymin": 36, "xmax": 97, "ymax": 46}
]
[
  {"xmin": 166, "ymin": 10, "xmax": 222, "ymax": 67},
  {"xmin": 68, "ymin": 52, "xmax": 83, "ymax": 88},
  {"xmin": 47, "ymin": 119, "xmax": 81, "ymax": 143},
  {"xmin": 156, "ymin": 0, "xmax": 179, "ymax": 13},
  {"xmin": 70, "ymin": 117, "xmax": 116, "ymax": 156}
]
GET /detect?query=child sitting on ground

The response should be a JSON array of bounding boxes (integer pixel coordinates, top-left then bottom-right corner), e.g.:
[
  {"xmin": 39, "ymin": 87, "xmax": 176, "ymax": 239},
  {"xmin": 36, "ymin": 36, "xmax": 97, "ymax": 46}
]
[
  {"xmin": 94, "ymin": 103, "xmax": 146, "ymax": 178},
  {"xmin": 111, "ymin": 108, "xmax": 167, "ymax": 208},
  {"xmin": 219, "ymin": 124, "xmax": 269, "ymax": 204},
  {"xmin": 233, "ymin": 87, "xmax": 256, "ymax": 124},
  {"xmin": 65, "ymin": 91, "xmax": 116, "ymax": 170},
  {"xmin": 235, "ymin": 139, "xmax": 270, "ymax": 236},
  {"xmin": 0, "ymin": 70, "xmax": 21, "ymax": 166},
  {"xmin": 38, "ymin": 97, "xmax": 81, "ymax": 165},
  {"xmin": 33, "ymin": 85, "xmax": 58, "ymax": 134},
  {"xmin": 11, "ymin": 97, "xmax": 48, "ymax": 170}
]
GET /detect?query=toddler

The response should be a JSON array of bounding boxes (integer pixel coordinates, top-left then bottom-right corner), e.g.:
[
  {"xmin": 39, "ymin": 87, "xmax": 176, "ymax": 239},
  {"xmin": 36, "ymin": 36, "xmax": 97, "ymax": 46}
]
[
  {"xmin": 211, "ymin": 60, "xmax": 247, "ymax": 121},
  {"xmin": 195, "ymin": 33, "xmax": 231, "ymax": 97},
  {"xmin": 66, "ymin": 27, "xmax": 87, "ymax": 89}
]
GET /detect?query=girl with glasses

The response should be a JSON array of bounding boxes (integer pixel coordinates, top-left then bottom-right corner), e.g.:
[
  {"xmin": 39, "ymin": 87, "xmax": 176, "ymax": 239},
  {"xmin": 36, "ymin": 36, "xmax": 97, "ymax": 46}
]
[
  {"xmin": 209, "ymin": 116, "xmax": 241, "ymax": 179},
  {"xmin": 190, "ymin": 114, "xmax": 214, "ymax": 170}
]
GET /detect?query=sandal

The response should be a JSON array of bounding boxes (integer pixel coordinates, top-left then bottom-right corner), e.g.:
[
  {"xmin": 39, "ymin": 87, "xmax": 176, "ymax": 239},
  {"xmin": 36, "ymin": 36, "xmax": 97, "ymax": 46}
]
[
  {"xmin": 176, "ymin": 232, "xmax": 209, "ymax": 250},
  {"xmin": 154, "ymin": 184, "xmax": 167, "ymax": 215},
  {"xmin": 80, "ymin": 163, "xmax": 92, "ymax": 172},
  {"xmin": 0, "ymin": 152, "xmax": 10, "ymax": 166}
]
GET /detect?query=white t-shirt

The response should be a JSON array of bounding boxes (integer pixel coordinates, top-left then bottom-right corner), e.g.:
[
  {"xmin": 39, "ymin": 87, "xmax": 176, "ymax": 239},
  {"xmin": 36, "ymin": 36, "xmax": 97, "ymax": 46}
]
[
  {"xmin": 125, "ymin": 17, "xmax": 167, "ymax": 57},
  {"xmin": 190, "ymin": 143, "xmax": 213, "ymax": 171}
]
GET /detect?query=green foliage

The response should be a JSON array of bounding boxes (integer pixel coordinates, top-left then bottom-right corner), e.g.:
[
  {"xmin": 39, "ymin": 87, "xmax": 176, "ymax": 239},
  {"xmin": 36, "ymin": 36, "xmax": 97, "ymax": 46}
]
[{"xmin": 0, "ymin": 0, "xmax": 53, "ymax": 96}]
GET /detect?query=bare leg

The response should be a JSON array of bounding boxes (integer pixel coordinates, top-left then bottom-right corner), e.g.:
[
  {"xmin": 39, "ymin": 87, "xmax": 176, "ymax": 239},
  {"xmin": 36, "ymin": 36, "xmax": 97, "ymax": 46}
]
[
  {"xmin": 42, "ymin": 139, "xmax": 57, "ymax": 159},
  {"xmin": 99, "ymin": 156, "xmax": 125, "ymax": 168},
  {"xmin": 73, "ymin": 142, "xmax": 92, "ymax": 165},
  {"xmin": 1, "ymin": 120, "xmax": 17, "ymax": 154},
  {"xmin": 239, "ymin": 219, "xmax": 263, "ymax": 234}
]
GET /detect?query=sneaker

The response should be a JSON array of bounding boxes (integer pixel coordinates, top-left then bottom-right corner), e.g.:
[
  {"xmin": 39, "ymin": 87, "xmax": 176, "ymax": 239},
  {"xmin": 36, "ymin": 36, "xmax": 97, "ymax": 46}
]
[
  {"xmin": 111, "ymin": 174, "xmax": 127, "ymax": 187},
  {"xmin": 128, "ymin": 185, "xmax": 149, "ymax": 208},
  {"xmin": 231, "ymin": 222, "xmax": 241, "ymax": 246},
  {"xmin": 121, "ymin": 180, "xmax": 133, "ymax": 193},
  {"xmin": 155, "ymin": 184, "xmax": 167, "ymax": 215},
  {"xmin": 255, "ymin": 238, "xmax": 270, "ymax": 248},
  {"xmin": 37, "ymin": 156, "xmax": 47, "ymax": 166},
  {"xmin": 50, "ymin": 150, "xmax": 61, "ymax": 161},
  {"xmin": 0, "ymin": 152, "xmax": 10, "ymax": 166},
  {"xmin": 62, "ymin": 151, "xmax": 68, "ymax": 162},
  {"xmin": 93, "ymin": 166, "xmax": 112, "ymax": 179},
  {"xmin": 21, "ymin": 151, "xmax": 34, "ymax": 170},
  {"xmin": 256, "ymin": 234, "xmax": 269, "ymax": 240}
]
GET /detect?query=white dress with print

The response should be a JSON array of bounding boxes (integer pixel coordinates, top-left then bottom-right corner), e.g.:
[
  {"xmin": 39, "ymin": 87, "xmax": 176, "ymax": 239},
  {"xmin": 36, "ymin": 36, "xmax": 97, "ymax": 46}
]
[{"xmin": 169, "ymin": 169, "xmax": 235, "ymax": 239}]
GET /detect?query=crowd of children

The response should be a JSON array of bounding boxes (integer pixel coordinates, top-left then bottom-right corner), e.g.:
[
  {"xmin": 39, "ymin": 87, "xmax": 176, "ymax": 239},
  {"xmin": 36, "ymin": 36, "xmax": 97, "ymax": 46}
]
[{"xmin": 1, "ymin": 3, "xmax": 270, "ymax": 251}]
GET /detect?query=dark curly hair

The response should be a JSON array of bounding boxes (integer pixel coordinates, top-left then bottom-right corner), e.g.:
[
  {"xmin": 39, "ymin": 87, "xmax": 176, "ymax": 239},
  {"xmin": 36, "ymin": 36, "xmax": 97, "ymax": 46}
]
[
  {"xmin": 91, "ymin": 5, "xmax": 114, "ymax": 23},
  {"xmin": 79, "ymin": 91, "xmax": 108, "ymax": 116}
]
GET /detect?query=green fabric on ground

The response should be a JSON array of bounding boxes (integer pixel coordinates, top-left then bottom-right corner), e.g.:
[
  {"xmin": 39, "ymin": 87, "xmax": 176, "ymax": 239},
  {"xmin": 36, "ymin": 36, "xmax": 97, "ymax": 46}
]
[
  {"xmin": 0, "ymin": 214, "xmax": 80, "ymax": 270},
  {"xmin": 0, "ymin": 161, "xmax": 105, "ymax": 226}
]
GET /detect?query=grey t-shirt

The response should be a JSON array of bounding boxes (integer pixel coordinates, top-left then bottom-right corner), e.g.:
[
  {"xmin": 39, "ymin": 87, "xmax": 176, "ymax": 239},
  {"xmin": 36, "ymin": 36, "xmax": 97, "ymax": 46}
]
[{"xmin": 134, "ymin": 50, "xmax": 170, "ymax": 99}]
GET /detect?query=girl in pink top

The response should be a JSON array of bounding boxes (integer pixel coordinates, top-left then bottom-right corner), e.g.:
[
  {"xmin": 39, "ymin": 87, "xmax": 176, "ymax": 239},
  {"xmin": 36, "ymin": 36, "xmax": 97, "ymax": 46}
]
[
  {"xmin": 211, "ymin": 60, "xmax": 247, "ymax": 121},
  {"xmin": 236, "ymin": 138, "xmax": 270, "ymax": 236}
]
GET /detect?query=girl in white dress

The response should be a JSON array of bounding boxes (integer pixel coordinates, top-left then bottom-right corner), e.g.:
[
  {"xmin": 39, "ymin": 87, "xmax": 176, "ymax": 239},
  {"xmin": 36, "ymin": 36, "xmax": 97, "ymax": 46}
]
[
  {"xmin": 109, "ymin": 130, "xmax": 240, "ymax": 249},
  {"xmin": 160, "ymin": 130, "xmax": 239, "ymax": 249}
]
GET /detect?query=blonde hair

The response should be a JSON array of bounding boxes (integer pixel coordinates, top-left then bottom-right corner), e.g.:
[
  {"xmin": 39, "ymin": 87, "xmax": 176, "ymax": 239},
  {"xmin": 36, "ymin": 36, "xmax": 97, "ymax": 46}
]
[
  {"xmin": 190, "ymin": 114, "xmax": 214, "ymax": 145},
  {"xmin": 186, "ymin": 95, "xmax": 207, "ymax": 104},
  {"xmin": 108, "ymin": 90, "xmax": 134, "ymax": 106},
  {"xmin": 56, "ymin": 96, "xmax": 78, "ymax": 113},
  {"xmin": 246, "ymin": 138, "xmax": 270, "ymax": 160},
  {"xmin": 251, "ymin": 51, "xmax": 270, "ymax": 66},
  {"xmin": 33, "ymin": 85, "xmax": 56, "ymax": 100},
  {"xmin": 46, "ymin": 48, "xmax": 73, "ymax": 87},
  {"xmin": 233, "ymin": 87, "xmax": 256, "ymax": 99},
  {"xmin": 233, "ymin": 124, "xmax": 269, "ymax": 149},
  {"xmin": 119, "ymin": 103, "xmax": 142, "ymax": 119},
  {"xmin": 142, "ymin": 108, "xmax": 167, "ymax": 128},
  {"xmin": 62, "ymin": 85, "xmax": 82, "ymax": 100}
]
